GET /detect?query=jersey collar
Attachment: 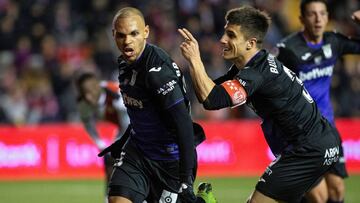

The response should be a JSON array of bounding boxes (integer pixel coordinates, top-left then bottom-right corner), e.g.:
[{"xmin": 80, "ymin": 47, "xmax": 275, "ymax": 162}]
[{"xmin": 244, "ymin": 49, "xmax": 267, "ymax": 68}]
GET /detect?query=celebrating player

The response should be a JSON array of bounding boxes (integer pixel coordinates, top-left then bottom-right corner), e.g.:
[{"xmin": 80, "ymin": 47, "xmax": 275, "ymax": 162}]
[
  {"xmin": 102, "ymin": 7, "xmax": 213, "ymax": 203},
  {"xmin": 179, "ymin": 5, "xmax": 341, "ymax": 202}
]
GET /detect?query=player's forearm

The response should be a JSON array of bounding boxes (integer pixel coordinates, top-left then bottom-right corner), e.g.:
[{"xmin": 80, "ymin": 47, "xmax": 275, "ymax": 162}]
[
  {"xmin": 167, "ymin": 102, "xmax": 195, "ymax": 182},
  {"xmin": 188, "ymin": 59, "xmax": 215, "ymax": 102},
  {"xmin": 84, "ymin": 121, "xmax": 106, "ymax": 149}
]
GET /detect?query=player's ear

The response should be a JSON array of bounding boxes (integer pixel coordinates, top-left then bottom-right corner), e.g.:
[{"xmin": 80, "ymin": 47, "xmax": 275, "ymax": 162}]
[
  {"xmin": 144, "ymin": 25, "xmax": 150, "ymax": 39},
  {"xmin": 247, "ymin": 38, "xmax": 256, "ymax": 50}
]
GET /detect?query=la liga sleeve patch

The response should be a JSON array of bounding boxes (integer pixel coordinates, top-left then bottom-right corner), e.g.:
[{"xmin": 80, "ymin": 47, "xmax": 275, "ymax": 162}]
[{"xmin": 221, "ymin": 80, "xmax": 247, "ymax": 108}]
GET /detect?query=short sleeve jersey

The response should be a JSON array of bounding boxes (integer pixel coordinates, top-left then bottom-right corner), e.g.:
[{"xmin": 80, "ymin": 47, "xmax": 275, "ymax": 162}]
[
  {"xmin": 277, "ymin": 32, "xmax": 360, "ymax": 124},
  {"xmin": 220, "ymin": 50, "xmax": 330, "ymax": 154},
  {"xmin": 118, "ymin": 43, "xmax": 190, "ymax": 160}
]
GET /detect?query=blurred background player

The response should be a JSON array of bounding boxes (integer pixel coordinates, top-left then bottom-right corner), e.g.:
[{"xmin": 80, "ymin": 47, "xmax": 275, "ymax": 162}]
[
  {"xmin": 276, "ymin": 0, "xmax": 360, "ymax": 202},
  {"xmin": 75, "ymin": 71, "xmax": 129, "ymax": 202}
]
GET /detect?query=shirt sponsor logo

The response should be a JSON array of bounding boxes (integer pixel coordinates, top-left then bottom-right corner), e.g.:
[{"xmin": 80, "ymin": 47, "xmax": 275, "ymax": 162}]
[
  {"xmin": 122, "ymin": 93, "xmax": 143, "ymax": 109},
  {"xmin": 157, "ymin": 80, "xmax": 177, "ymax": 96},
  {"xmin": 299, "ymin": 65, "xmax": 333, "ymax": 82}
]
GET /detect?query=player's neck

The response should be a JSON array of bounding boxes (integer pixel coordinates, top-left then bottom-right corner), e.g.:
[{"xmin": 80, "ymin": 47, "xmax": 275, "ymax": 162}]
[
  {"xmin": 233, "ymin": 49, "xmax": 260, "ymax": 69},
  {"xmin": 302, "ymin": 31, "xmax": 323, "ymax": 44}
]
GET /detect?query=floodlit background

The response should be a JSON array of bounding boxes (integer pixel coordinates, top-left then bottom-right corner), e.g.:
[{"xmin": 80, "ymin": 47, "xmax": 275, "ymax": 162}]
[{"xmin": 0, "ymin": 0, "xmax": 359, "ymax": 123}]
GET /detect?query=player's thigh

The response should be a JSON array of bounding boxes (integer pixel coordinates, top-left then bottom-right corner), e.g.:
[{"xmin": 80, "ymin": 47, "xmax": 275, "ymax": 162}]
[
  {"xmin": 325, "ymin": 172, "xmax": 345, "ymax": 199},
  {"xmin": 247, "ymin": 190, "xmax": 283, "ymax": 203},
  {"xmin": 305, "ymin": 178, "xmax": 328, "ymax": 203},
  {"xmin": 256, "ymin": 147, "xmax": 331, "ymax": 202},
  {"xmin": 108, "ymin": 146, "xmax": 149, "ymax": 202},
  {"xmin": 146, "ymin": 159, "xmax": 181, "ymax": 203}
]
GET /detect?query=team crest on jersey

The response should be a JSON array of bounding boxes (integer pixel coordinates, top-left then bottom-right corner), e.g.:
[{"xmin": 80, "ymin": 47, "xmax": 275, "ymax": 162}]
[{"xmin": 322, "ymin": 44, "xmax": 332, "ymax": 59}]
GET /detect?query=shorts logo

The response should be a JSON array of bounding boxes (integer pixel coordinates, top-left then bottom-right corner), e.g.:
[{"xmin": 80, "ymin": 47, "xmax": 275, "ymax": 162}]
[
  {"xmin": 114, "ymin": 152, "xmax": 125, "ymax": 167},
  {"xmin": 159, "ymin": 189, "xmax": 178, "ymax": 203},
  {"xmin": 323, "ymin": 146, "xmax": 339, "ymax": 166}
]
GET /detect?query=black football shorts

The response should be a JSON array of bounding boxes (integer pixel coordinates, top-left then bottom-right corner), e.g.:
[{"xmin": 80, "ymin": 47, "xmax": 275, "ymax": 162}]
[
  {"xmin": 108, "ymin": 142, "xmax": 181, "ymax": 203},
  {"xmin": 256, "ymin": 128, "xmax": 341, "ymax": 202}
]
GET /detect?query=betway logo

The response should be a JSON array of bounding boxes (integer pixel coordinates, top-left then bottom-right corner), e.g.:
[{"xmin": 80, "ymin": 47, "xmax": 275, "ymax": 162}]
[{"xmin": 299, "ymin": 65, "xmax": 333, "ymax": 82}]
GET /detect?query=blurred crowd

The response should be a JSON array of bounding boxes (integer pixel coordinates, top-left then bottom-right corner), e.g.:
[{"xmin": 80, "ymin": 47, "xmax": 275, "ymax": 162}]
[{"xmin": 0, "ymin": 0, "xmax": 359, "ymax": 125}]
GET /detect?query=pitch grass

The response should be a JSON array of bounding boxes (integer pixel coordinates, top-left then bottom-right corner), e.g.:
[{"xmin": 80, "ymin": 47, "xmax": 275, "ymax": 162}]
[{"xmin": 0, "ymin": 176, "xmax": 359, "ymax": 203}]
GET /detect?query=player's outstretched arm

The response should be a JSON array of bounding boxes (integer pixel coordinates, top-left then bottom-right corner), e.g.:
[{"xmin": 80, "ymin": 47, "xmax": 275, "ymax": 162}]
[
  {"xmin": 178, "ymin": 28, "xmax": 215, "ymax": 103},
  {"xmin": 352, "ymin": 10, "xmax": 360, "ymax": 24}
]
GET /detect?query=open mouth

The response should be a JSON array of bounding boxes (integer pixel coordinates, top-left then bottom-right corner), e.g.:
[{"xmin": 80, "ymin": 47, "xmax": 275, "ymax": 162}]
[
  {"xmin": 123, "ymin": 47, "xmax": 134, "ymax": 57},
  {"xmin": 223, "ymin": 47, "xmax": 230, "ymax": 52}
]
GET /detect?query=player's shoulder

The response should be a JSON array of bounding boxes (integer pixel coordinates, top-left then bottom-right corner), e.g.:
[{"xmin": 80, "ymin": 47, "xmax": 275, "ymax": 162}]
[
  {"xmin": 145, "ymin": 44, "xmax": 180, "ymax": 78},
  {"xmin": 324, "ymin": 30, "xmax": 349, "ymax": 42},
  {"xmin": 146, "ymin": 43, "xmax": 173, "ymax": 67},
  {"xmin": 254, "ymin": 51, "xmax": 286, "ymax": 81},
  {"xmin": 276, "ymin": 32, "xmax": 303, "ymax": 49}
]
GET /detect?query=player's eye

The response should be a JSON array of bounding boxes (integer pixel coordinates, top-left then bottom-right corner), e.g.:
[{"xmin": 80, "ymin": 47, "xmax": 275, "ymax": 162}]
[
  {"xmin": 227, "ymin": 32, "xmax": 235, "ymax": 39},
  {"xmin": 131, "ymin": 31, "xmax": 139, "ymax": 37},
  {"xmin": 116, "ymin": 32, "xmax": 126, "ymax": 39}
]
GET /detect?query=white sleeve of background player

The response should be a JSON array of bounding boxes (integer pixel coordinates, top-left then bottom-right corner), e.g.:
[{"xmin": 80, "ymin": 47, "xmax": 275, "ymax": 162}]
[
  {"xmin": 221, "ymin": 80, "xmax": 247, "ymax": 108},
  {"xmin": 112, "ymin": 96, "xmax": 127, "ymax": 111}
]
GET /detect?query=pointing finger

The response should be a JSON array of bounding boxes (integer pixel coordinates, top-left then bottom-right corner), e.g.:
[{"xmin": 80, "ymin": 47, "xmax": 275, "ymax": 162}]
[
  {"xmin": 181, "ymin": 28, "xmax": 196, "ymax": 42},
  {"xmin": 178, "ymin": 29, "xmax": 190, "ymax": 41}
]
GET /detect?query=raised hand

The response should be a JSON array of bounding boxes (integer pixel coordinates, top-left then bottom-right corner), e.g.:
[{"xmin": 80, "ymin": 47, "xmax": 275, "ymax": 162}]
[{"xmin": 178, "ymin": 28, "xmax": 201, "ymax": 62}]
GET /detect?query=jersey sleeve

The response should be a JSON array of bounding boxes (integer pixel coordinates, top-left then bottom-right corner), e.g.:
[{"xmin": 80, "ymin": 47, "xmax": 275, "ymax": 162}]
[
  {"xmin": 213, "ymin": 65, "xmax": 239, "ymax": 85},
  {"xmin": 276, "ymin": 43, "xmax": 300, "ymax": 72},
  {"xmin": 146, "ymin": 61, "xmax": 185, "ymax": 109},
  {"xmin": 236, "ymin": 68, "xmax": 265, "ymax": 97},
  {"xmin": 333, "ymin": 32, "xmax": 360, "ymax": 55}
]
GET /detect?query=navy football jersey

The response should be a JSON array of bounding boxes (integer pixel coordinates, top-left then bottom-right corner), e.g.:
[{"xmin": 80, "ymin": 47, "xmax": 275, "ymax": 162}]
[
  {"xmin": 118, "ymin": 43, "xmax": 190, "ymax": 160},
  {"xmin": 277, "ymin": 32, "xmax": 360, "ymax": 124},
  {"xmin": 218, "ymin": 50, "xmax": 333, "ymax": 155}
]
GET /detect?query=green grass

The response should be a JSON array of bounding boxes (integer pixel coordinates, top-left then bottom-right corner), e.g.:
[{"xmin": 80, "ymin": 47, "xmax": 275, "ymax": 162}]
[{"xmin": 0, "ymin": 176, "xmax": 359, "ymax": 202}]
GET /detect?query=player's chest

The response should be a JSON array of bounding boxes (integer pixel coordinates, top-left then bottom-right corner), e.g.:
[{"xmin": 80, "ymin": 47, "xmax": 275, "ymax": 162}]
[
  {"xmin": 119, "ymin": 70, "xmax": 151, "ymax": 109},
  {"xmin": 297, "ymin": 43, "xmax": 337, "ymax": 67}
]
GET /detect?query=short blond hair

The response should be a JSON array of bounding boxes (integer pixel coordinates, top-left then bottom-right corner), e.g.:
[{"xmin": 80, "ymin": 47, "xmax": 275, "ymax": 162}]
[{"xmin": 112, "ymin": 7, "xmax": 145, "ymax": 28}]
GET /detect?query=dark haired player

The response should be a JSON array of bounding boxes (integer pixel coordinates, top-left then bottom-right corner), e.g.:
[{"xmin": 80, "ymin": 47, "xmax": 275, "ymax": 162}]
[{"xmin": 179, "ymin": 5, "xmax": 341, "ymax": 203}]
